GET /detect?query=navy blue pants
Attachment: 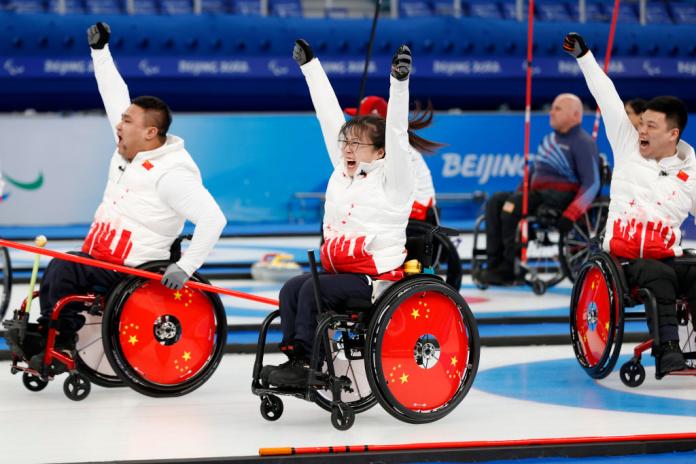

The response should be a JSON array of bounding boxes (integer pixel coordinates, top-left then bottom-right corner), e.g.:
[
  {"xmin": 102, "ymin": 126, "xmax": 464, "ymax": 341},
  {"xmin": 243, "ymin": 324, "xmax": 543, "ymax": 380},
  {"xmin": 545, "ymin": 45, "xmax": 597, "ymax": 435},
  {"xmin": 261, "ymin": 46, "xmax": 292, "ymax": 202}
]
[
  {"xmin": 38, "ymin": 252, "xmax": 121, "ymax": 336},
  {"xmin": 279, "ymin": 273, "xmax": 371, "ymax": 357}
]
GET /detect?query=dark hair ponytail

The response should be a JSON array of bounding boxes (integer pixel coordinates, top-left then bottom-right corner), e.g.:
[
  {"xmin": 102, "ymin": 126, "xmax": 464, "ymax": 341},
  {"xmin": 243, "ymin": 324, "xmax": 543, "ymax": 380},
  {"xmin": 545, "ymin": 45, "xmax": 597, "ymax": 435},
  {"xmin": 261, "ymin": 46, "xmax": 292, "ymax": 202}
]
[{"xmin": 407, "ymin": 100, "xmax": 445, "ymax": 154}]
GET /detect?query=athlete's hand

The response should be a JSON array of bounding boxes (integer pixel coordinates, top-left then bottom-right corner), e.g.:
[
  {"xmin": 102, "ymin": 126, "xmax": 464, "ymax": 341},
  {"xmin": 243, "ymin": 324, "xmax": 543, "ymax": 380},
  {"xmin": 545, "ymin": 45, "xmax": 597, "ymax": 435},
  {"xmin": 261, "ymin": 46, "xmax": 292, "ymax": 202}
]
[
  {"xmin": 563, "ymin": 32, "xmax": 589, "ymax": 58},
  {"xmin": 293, "ymin": 39, "xmax": 314, "ymax": 66},
  {"xmin": 87, "ymin": 22, "xmax": 111, "ymax": 50},
  {"xmin": 161, "ymin": 263, "xmax": 190, "ymax": 290},
  {"xmin": 391, "ymin": 45, "xmax": 412, "ymax": 81}
]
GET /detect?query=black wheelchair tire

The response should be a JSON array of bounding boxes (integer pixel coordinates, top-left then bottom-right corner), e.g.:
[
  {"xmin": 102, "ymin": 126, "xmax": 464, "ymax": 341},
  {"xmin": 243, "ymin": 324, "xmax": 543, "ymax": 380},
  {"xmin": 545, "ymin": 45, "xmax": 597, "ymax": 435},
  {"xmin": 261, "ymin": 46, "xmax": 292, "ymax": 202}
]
[
  {"xmin": 0, "ymin": 246, "xmax": 12, "ymax": 320},
  {"xmin": 365, "ymin": 275, "xmax": 479, "ymax": 424},
  {"xmin": 569, "ymin": 253, "xmax": 624, "ymax": 379}
]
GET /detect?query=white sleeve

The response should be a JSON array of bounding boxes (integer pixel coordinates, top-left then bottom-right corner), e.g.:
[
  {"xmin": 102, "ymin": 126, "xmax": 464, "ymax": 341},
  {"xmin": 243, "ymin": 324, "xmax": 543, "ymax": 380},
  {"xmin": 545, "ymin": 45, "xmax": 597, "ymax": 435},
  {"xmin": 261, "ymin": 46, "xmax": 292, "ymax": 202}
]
[
  {"xmin": 300, "ymin": 58, "xmax": 346, "ymax": 169},
  {"xmin": 91, "ymin": 45, "xmax": 131, "ymax": 143},
  {"xmin": 157, "ymin": 170, "xmax": 226, "ymax": 276},
  {"xmin": 576, "ymin": 51, "xmax": 637, "ymax": 160},
  {"xmin": 384, "ymin": 76, "xmax": 415, "ymax": 202}
]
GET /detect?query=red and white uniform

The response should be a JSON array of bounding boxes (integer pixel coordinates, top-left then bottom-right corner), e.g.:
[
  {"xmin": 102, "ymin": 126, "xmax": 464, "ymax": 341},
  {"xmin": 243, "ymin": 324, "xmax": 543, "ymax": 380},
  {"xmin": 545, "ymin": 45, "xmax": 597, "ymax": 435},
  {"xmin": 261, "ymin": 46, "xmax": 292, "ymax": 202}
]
[
  {"xmin": 301, "ymin": 58, "xmax": 415, "ymax": 279},
  {"xmin": 85, "ymin": 46, "xmax": 225, "ymax": 275},
  {"xmin": 578, "ymin": 51, "xmax": 696, "ymax": 259}
]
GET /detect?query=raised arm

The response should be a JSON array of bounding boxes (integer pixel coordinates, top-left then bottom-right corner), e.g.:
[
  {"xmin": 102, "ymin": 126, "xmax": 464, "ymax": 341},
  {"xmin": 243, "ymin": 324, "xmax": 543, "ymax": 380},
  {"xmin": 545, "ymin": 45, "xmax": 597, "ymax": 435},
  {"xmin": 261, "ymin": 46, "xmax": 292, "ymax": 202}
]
[
  {"xmin": 296, "ymin": 40, "xmax": 346, "ymax": 169},
  {"xmin": 384, "ymin": 45, "xmax": 415, "ymax": 202},
  {"xmin": 563, "ymin": 33, "xmax": 637, "ymax": 159},
  {"xmin": 88, "ymin": 23, "xmax": 131, "ymax": 144}
]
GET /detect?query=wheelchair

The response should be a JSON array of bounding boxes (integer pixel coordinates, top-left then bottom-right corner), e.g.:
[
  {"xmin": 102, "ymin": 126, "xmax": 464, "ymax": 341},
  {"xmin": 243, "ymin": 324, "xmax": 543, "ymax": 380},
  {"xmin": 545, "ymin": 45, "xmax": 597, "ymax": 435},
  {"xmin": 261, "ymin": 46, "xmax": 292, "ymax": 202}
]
[
  {"xmin": 251, "ymin": 226, "xmax": 479, "ymax": 430},
  {"xmin": 472, "ymin": 156, "xmax": 611, "ymax": 295},
  {"xmin": 3, "ymin": 255, "xmax": 227, "ymax": 400},
  {"xmin": 570, "ymin": 250, "xmax": 696, "ymax": 387},
  {"xmin": 471, "ymin": 198, "xmax": 609, "ymax": 295}
]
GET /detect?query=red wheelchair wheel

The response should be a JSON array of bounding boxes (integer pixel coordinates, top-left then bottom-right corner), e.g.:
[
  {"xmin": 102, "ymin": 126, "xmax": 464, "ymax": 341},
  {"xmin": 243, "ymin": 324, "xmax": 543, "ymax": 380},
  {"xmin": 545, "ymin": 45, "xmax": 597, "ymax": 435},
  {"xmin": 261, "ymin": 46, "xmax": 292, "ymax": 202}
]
[
  {"xmin": 102, "ymin": 262, "xmax": 227, "ymax": 397},
  {"xmin": 366, "ymin": 275, "xmax": 479, "ymax": 423},
  {"xmin": 570, "ymin": 252, "xmax": 624, "ymax": 379}
]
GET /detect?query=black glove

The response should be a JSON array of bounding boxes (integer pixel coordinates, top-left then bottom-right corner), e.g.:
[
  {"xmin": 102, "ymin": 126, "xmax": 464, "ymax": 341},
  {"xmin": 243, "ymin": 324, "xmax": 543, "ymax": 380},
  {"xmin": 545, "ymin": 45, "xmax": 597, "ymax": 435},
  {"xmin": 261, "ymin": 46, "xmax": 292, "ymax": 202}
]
[
  {"xmin": 87, "ymin": 22, "xmax": 111, "ymax": 50},
  {"xmin": 292, "ymin": 39, "xmax": 314, "ymax": 66},
  {"xmin": 391, "ymin": 45, "xmax": 412, "ymax": 81},
  {"xmin": 557, "ymin": 216, "xmax": 574, "ymax": 234},
  {"xmin": 563, "ymin": 32, "xmax": 589, "ymax": 58},
  {"xmin": 161, "ymin": 263, "xmax": 189, "ymax": 290}
]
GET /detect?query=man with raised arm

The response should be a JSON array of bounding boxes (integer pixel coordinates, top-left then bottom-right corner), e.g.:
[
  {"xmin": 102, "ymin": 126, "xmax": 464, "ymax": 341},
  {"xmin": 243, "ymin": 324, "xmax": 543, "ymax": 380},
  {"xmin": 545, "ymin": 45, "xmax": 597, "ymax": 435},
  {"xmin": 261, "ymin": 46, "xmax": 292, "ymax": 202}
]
[
  {"xmin": 564, "ymin": 32, "xmax": 696, "ymax": 376},
  {"xmin": 36, "ymin": 23, "xmax": 225, "ymax": 354}
]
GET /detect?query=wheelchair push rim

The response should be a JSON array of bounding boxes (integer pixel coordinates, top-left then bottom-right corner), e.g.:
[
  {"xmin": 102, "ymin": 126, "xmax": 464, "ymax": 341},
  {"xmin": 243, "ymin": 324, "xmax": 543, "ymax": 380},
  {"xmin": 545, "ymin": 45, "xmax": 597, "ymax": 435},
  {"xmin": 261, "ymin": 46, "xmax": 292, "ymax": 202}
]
[
  {"xmin": 570, "ymin": 253, "xmax": 624, "ymax": 379},
  {"xmin": 103, "ymin": 263, "xmax": 227, "ymax": 397},
  {"xmin": 366, "ymin": 276, "xmax": 479, "ymax": 423}
]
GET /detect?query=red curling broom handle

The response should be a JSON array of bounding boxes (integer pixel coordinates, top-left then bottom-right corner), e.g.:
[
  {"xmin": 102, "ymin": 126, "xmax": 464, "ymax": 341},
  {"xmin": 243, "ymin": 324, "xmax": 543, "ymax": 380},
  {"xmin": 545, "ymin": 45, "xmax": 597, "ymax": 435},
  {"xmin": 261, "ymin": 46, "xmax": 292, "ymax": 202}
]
[
  {"xmin": 0, "ymin": 238, "xmax": 279, "ymax": 307},
  {"xmin": 591, "ymin": 0, "xmax": 620, "ymax": 140},
  {"xmin": 520, "ymin": 0, "xmax": 535, "ymax": 265}
]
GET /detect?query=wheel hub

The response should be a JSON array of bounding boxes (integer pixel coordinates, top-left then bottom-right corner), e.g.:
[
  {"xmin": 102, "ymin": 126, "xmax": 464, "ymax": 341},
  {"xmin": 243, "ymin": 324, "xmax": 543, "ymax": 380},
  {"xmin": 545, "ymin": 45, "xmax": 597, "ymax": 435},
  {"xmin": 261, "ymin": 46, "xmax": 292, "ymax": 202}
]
[
  {"xmin": 585, "ymin": 302, "xmax": 598, "ymax": 331},
  {"xmin": 153, "ymin": 315, "xmax": 182, "ymax": 346},
  {"xmin": 414, "ymin": 334, "xmax": 440, "ymax": 369}
]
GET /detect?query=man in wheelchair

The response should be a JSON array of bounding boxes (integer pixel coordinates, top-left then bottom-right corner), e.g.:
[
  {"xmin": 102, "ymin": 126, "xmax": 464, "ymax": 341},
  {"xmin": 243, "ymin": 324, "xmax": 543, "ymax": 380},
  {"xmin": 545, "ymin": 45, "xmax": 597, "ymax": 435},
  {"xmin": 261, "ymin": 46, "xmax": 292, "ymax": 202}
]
[
  {"xmin": 565, "ymin": 32, "xmax": 696, "ymax": 375},
  {"xmin": 28, "ymin": 23, "xmax": 225, "ymax": 366},
  {"xmin": 480, "ymin": 93, "xmax": 601, "ymax": 285}
]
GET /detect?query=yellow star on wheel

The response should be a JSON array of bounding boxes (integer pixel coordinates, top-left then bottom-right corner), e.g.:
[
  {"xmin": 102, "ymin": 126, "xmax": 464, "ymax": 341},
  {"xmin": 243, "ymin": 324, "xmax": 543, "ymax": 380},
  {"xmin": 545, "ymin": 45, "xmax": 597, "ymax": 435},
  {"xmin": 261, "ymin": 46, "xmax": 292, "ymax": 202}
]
[
  {"xmin": 451, "ymin": 355, "xmax": 458, "ymax": 366},
  {"xmin": 182, "ymin": 351, "xmax": 192, "ymax": 362},
  {"xmin": 411, "ymin": 308, "xmax": 420, "ymax": 319},
  {"xmin": 173, "ymin": 291, "xmax": 182, "ymax": 301},
  {"xmin": 400, "ymin": 372, "xmax": 409, "ymax": 384},
  {"xmin": 128, "ymin": 335, "xmax": 138, "ymax": 346}
]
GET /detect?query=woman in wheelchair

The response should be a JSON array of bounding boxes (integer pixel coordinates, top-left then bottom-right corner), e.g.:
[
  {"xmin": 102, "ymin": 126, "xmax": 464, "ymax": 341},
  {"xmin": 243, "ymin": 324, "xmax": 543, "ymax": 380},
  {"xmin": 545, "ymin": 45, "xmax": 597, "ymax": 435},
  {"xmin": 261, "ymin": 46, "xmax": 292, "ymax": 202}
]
[
  {"xmin": 261, "ymin": 41, "xmax": 440, "ymax": 389},
  {"xmin": 565, "ymin": 32, "xmax": 696, "ymax": 376}
]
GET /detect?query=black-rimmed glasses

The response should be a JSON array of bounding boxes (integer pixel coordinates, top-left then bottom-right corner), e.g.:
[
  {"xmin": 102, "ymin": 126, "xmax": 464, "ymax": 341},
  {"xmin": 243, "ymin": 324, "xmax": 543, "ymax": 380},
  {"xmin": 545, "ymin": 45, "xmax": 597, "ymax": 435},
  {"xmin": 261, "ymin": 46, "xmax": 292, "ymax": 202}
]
[{"xmin": 338, "ymin": 139, "xmax": 375, "ymax": 151}]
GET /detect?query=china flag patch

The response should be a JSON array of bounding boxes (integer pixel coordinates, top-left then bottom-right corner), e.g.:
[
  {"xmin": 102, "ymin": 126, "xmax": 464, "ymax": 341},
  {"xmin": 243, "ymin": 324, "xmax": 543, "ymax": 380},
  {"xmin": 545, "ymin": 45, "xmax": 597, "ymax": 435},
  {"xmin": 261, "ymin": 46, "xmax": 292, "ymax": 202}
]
[
  {"xmin": 677, "ymin": 170, "xmax": 689, "ymax": 182},
  {"xmin": 142, "ymin": 160, "xmax": 154, "ymax": 171}
]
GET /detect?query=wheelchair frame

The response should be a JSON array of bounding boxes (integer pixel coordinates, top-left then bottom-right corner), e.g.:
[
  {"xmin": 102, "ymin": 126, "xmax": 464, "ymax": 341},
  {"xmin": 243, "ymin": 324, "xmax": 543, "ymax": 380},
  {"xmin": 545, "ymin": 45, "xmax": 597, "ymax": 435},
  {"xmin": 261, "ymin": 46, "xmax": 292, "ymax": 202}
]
[{"xmin": 252, "ymin": 228, "xmax": 479, "ymax": 431}]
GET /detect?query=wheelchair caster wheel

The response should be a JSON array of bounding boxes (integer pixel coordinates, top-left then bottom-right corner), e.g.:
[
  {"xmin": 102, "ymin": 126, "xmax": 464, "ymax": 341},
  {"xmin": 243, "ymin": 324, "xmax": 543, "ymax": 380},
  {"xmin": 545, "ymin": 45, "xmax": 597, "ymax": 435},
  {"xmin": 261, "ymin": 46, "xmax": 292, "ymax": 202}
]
[
  {"xmin": 330, "ymin": 405, "xmax": 355, "ymax": 431},
  {"xmin": 260, "ymin": 394, "xmax": 284, "ymax": 421},
  {"xmin": 620, "ymin": 361, "xmax": 645, "ymax": 388},
  {"xmin": 63, "ymin": 373, "xmax": 91, "ymax": 401},
  {"xmin": 22, "ymin": 372, "xmax": 48, "ymax": 392},
  {"xmin": 531, "ymin": 280, "xmax": 547, "ymax": 296},
  {"xmin": 11, "ymin": 366, "xmax": 19, "ymax": 375}
]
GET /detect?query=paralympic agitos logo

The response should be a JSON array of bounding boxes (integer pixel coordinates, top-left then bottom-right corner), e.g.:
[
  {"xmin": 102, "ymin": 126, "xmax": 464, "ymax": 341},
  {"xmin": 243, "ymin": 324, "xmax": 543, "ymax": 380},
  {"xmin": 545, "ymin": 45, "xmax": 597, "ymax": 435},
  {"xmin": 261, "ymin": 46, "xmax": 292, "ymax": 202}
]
[{"xmin": 1, "ymin": 172, "xmax": 44, "ymax": 202}]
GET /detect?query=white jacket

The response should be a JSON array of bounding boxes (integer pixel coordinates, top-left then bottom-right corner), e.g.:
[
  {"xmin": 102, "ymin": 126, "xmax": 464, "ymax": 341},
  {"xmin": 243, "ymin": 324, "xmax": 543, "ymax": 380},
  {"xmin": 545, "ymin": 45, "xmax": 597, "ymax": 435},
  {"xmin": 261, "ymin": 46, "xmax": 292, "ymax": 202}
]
[
  {"xmin": 410, "ymin": 150, "xmax": 436, "ymax": 220},
  {"xmin": 302, "ymin": 58, "xmax": 415, "ymax": 278},
  {"xmin": 578, "ymin": 51, "xmax": 696, "ymax": 259},
  {"xmin": 84, "ymin": 46, "xmax": 225, "ymax": 275}
]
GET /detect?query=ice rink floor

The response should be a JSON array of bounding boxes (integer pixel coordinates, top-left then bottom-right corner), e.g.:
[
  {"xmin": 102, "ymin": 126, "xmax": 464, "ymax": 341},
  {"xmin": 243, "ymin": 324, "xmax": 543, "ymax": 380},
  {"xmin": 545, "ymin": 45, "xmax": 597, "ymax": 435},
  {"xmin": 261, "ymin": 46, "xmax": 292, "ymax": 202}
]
[{"xmin": 2, "ymin": 235, "xmax": 696, "ymax": 463}]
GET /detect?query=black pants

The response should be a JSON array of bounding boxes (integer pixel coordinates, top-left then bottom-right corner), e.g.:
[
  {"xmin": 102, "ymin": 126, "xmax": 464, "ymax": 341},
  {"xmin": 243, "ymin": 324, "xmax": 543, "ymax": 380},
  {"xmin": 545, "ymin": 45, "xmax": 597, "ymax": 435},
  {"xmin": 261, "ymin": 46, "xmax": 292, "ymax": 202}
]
[
  {"xmin": 38, "ymin": 252, "xmax": 121, "ymax": 337},
  {"xmin": 484, "ymin": 189, "xmax": 575, "ymax": 270},
  {"xmin": 279, "ymin": 273, "xmax": 371, "ymax": 357},
  {"xmin": 624, "ymin": 258, "xmax": 696, "ymax": 343}
]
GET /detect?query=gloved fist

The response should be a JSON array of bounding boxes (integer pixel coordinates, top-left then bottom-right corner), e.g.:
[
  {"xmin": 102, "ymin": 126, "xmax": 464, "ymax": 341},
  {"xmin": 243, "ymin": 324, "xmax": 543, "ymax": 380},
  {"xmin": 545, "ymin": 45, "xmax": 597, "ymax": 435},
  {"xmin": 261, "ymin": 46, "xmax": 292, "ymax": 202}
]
[
  {"xmin": 391, "ymin": 45, "xmax": 412, "ymax": 81},
  {"xmin": 293, "ymin": 39, "xmax": 314, "ymax": 66},
  {"xmin": 161, "ymin": 263, "xmax": 189, "ymax": 290},
  {"xmin": 87, "ymin": 22, "xmax": 111, "ymax": 50},
  {"xmin": 557, "ymin": 216, "xmax": 575, "ymax": 234},
  {"xmin": 563, "ymin": 32, "xmax": 589, "ymax": 58}
]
